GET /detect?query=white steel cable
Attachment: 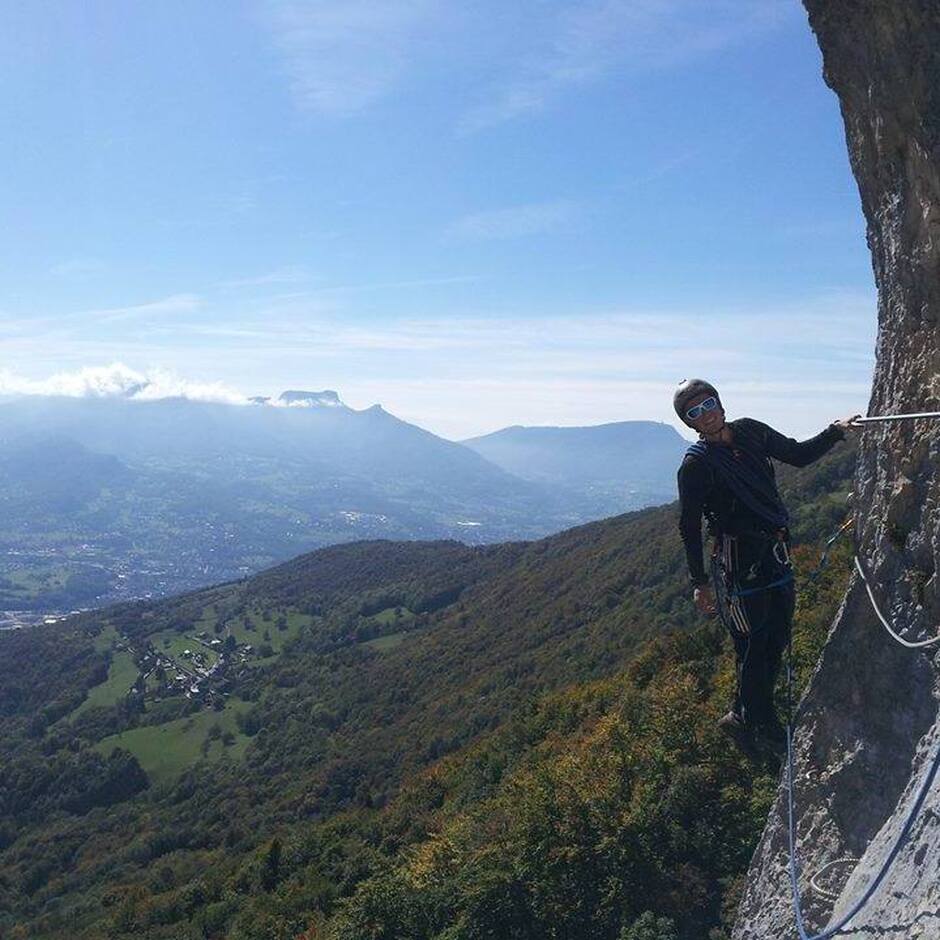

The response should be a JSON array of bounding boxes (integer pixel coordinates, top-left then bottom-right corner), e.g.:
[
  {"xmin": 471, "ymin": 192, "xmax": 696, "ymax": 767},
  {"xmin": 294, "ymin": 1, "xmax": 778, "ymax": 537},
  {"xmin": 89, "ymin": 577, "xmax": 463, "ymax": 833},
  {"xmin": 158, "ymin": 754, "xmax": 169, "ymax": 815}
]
[
  {"xmin": 852, "ymin": 412, "xmax": 940, "ymax": 424},
  {"xmin": 854, "ymin": 556, "xmax": 940, "ymax": 648},
  {"xmin": 808, "ymin": 857, "xmax": 859, "ymax": 902}
]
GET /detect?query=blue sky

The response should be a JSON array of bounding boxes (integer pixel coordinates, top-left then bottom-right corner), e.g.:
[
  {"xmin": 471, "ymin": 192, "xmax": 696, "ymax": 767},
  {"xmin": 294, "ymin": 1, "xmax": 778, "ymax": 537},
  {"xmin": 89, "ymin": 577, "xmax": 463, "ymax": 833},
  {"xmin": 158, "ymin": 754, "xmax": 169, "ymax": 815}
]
[{"xmin": 1, "ymin": 0, "xmax": 875, "ymax": 439}]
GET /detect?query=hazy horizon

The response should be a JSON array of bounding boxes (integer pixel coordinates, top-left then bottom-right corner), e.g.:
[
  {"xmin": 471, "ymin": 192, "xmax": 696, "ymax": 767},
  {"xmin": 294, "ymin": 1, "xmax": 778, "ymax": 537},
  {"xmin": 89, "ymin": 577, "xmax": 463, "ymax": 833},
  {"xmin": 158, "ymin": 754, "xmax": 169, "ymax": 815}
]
[{"xmin": 0, "ymin": 359, "xmax": 871, "ymax": 444}]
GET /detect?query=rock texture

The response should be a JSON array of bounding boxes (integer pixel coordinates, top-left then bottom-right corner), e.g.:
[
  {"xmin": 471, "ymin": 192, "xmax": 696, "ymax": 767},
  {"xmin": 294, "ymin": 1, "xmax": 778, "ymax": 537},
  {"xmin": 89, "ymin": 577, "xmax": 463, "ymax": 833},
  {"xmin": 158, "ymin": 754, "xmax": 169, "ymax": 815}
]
[{"xmin": 734, "ymin": 3, "xmax": 940, "ymax": 939}]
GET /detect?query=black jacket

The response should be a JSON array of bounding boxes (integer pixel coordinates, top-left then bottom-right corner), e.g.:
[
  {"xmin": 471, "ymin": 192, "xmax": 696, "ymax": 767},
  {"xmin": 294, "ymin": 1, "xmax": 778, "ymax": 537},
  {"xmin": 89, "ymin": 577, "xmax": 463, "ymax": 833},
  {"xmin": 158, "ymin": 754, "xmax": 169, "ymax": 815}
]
[{"xmin": 677, "ymin": 418, "xmax": 844, "ymax": 586}]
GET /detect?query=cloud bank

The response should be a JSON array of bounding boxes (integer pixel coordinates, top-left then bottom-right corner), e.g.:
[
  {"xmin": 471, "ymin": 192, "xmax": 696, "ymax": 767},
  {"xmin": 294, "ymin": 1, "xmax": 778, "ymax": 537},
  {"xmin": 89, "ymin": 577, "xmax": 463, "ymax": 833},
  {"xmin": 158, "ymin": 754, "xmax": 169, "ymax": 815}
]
[{"xmin": 0, "ymin": 364, "xmax": 250, "ymax": 405}]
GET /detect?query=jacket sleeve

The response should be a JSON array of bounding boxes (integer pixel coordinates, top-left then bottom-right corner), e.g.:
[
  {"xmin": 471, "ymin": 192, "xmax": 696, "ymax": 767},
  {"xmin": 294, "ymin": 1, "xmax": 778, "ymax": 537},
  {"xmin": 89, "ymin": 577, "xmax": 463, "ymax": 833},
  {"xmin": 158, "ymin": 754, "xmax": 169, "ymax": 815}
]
[
  {"xmin": 677, "ymin": 456, "xmax": 710, "ymax": 587},
  {"xmin": 752, "ymin": 420, "xmax": 845, "ymax": 468}
]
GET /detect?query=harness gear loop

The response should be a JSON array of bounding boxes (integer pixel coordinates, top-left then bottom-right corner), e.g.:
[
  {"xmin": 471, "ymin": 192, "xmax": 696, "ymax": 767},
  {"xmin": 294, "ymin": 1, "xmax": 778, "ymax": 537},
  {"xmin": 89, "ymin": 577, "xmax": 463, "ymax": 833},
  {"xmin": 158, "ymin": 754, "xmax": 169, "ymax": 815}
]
[{"xmin": 710, "ymin": 528, "xmax": 795, "ymax": 602}]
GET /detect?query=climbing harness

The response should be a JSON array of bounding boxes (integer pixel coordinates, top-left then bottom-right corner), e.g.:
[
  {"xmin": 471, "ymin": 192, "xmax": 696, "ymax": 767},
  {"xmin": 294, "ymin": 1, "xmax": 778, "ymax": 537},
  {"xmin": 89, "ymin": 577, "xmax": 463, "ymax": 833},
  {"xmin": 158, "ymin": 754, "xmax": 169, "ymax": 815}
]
[
  {"xmin": 710, "ymin": 530, "xmax": 793, "ymax": 636},
  {"xmin": 785, "ymin": 523, "xmax": 940, "ymax": 938},
  {"xmin": 728, "ymin": 537, "xmax": 796, "ymax": 598}
]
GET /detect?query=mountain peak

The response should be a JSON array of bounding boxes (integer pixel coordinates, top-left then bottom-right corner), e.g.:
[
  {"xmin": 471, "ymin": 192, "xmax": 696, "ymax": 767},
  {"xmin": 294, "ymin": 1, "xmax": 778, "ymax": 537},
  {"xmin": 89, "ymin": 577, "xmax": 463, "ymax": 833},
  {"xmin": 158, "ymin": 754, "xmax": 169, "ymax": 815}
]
[{"xmin": 278, "ymin": 390, "xmax": 346, "ymax": 408}]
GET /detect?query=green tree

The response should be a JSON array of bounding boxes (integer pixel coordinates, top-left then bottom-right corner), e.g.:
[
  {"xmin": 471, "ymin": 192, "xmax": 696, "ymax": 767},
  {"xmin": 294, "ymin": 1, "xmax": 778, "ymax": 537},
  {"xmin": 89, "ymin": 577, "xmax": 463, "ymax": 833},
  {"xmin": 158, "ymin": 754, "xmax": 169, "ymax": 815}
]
[{"xmin": 620, "ymin": 912, "xmax": 679, "ymax": 940}]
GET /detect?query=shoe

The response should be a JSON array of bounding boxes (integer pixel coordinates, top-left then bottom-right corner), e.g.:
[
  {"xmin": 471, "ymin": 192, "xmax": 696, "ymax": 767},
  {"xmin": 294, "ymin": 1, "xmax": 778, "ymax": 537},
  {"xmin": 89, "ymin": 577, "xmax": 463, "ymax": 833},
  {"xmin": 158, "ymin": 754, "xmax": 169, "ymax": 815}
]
[{"xmin": 717, "ymin": 711, "xmax": 759, "ymax": 758}]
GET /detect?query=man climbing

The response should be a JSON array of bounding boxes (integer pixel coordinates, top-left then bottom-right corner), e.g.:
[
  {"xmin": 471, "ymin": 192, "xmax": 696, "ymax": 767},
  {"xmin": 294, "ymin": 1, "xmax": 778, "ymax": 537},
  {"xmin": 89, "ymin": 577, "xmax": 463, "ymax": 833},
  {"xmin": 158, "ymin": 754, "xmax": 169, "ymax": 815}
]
[{"xmin": 674, "ymin": 378, "xmax": 859, "ymax": 755}]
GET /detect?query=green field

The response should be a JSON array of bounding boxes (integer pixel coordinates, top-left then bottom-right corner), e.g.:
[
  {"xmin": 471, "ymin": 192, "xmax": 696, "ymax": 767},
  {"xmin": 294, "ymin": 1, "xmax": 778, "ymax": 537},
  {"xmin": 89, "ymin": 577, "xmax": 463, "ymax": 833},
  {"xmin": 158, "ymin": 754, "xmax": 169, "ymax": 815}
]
[
  {"xmin": 0, "ymin": 565, "xmax": 70, "ymax": 605},
  {"xmin": 92, "ymin": 623, "xmax": 120, "ymax": 652},
  {"xmin": 368, "ymin": 606, "xmax": 414, "ymax": 627},
  {"xmin": 362, "ymin": 632, "xmax": 409, "ymax": 651},
  {"xmin": 94, "ymin": 699, "xmax": 253, "ymax": 785},
  {"xmin": 3, "ymin": 567, "xmax": 69, "ymax": 591},
  {"xmin": 72, "ymin": 649, "xmax": 139, "ymax": 718},
  {"xmin": 225, "ymin": 607, "xmax": 314, "ymax": 663}
]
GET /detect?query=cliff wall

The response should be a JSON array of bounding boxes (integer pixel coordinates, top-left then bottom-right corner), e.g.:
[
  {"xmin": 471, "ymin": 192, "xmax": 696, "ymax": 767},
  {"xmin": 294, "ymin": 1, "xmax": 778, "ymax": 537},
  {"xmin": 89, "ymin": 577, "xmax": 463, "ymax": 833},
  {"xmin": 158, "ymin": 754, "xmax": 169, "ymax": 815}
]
[{"xmin": 734, "ymin": 3, "xmax": 940, "ymax": 938}]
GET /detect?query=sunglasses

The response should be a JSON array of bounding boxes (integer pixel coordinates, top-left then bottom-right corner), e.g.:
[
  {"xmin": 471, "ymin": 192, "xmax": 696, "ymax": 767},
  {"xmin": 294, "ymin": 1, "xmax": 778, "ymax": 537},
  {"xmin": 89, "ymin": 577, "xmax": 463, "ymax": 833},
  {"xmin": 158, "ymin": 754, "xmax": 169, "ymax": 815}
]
[{"xmin": 686, "ymin": 396, "xmax": 719, "ymax": 420}]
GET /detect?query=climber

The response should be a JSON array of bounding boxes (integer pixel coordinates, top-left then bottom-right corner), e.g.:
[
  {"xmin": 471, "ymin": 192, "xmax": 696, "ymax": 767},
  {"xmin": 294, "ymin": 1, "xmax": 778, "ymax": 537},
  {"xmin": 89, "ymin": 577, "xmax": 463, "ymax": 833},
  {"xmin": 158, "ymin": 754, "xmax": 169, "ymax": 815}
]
[{"xmin": 673, "ymin": 378, "xmax": 859, "ymax": 754}]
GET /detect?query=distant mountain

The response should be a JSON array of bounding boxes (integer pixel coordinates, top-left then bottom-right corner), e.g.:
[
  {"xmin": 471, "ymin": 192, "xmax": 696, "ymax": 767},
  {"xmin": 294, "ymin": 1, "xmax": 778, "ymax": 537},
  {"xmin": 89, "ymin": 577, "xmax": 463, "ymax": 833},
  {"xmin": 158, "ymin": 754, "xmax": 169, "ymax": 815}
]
[
  {"xmin": 462, "ymin": 420, "xmax": 689, "ymax": 516},
  {"xmin": 0, "ymin": 435, "xmax": 133, "ymax": 514},
  {"xmin": 0, "ymin": 393, "xmax": 575, "ymax": 610},
  {"xmin": 0, "ymin": 398, "xmax": 690, "ymax": 610}
]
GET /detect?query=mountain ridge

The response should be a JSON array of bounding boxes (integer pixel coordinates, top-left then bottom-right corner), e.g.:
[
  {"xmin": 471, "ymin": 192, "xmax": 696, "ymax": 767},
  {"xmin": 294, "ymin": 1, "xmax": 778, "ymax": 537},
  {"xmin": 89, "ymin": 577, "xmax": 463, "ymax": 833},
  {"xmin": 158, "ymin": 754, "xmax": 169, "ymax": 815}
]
[{"xmin": 0, "ymin": 396, "xmax": 690, "ymax": 610}]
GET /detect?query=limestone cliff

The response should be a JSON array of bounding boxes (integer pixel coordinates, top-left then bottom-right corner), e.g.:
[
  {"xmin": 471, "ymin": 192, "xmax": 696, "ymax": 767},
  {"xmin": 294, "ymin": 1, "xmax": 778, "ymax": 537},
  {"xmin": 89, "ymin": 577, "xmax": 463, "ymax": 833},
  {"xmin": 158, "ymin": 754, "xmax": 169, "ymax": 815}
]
[{"xmin": 733, "ymin": 3, "xmax": 940, "ymax": 939}]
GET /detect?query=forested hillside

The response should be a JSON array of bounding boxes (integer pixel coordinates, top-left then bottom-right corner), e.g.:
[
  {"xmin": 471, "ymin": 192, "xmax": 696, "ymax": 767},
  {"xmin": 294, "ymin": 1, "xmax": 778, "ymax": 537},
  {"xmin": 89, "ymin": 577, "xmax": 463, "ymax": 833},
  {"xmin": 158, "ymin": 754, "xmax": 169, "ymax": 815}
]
[{"xmin": 0, "ymin": 442, "xmax": 855, "ymax": 939}]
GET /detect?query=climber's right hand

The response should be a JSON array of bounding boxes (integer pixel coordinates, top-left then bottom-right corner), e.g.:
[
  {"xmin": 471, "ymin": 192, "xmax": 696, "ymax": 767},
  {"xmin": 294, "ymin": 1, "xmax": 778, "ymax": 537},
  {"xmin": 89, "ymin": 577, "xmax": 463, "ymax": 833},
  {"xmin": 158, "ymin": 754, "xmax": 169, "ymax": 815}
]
[
  {"xmin": 833, "ymin": 414, "xmax": 863, "ymax": 433},
  {"xmin": 694, "ymin": 584, "xmax": 717, "ymax": 616}
]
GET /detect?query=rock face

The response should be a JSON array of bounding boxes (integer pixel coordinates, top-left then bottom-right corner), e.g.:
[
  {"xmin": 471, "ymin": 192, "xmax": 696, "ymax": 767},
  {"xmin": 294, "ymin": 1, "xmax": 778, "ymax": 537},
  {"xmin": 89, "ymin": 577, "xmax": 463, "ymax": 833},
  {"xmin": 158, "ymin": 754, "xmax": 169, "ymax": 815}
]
[{"xmin": 733, "ymin": 3, "xmax": 940, "ymax": 939}]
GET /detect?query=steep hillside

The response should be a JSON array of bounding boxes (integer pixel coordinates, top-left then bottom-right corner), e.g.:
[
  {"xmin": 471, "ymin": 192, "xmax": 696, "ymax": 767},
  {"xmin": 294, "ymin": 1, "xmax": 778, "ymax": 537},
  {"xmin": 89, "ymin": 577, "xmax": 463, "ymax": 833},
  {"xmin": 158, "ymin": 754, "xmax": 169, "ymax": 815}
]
[
  {"xmin": 734, "ymin": 3, "xmax": 940, "ymax": 938},
  {"xmin": 0, "ymin": 442, "xmax": 855, "ymax": 939}
]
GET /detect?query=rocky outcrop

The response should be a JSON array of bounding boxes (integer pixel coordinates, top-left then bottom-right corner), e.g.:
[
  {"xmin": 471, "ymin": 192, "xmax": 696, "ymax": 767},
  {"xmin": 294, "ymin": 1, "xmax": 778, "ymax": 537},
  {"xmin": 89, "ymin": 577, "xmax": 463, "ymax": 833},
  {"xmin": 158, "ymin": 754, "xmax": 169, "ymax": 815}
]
[{"xmin": 734, "ymin": 3, "xmax": 940, "ymax": 939}]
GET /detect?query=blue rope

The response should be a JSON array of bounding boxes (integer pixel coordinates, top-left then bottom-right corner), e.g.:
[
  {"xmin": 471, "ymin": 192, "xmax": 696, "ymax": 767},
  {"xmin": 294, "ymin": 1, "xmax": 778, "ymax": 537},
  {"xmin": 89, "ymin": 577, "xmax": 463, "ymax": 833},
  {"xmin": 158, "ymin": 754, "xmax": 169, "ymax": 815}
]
[
  {"xmin": 784, "ymin": 520, "xmax": 940, "ymax": 938},
  {"xmin": 785, "ymin": 686, "xmax": 940, "ymax": 938},
  {"xmin": 732, "ymin": 571, "xmax": 794, "ymax": 598}
]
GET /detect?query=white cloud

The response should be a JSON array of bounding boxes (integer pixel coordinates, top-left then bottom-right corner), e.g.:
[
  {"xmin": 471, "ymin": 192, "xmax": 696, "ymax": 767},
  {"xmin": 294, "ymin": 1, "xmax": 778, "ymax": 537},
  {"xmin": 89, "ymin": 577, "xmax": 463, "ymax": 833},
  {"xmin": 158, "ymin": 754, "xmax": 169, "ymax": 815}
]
[
  {"xmin": 219, "ymin": 267, "xmax": 311, "ymax": 289},
  {"xmin": 258, "ymin": 0, "xmax": 792, "ymax": 128},
  {"xmin": 247, "ymin": 288, "xmax": 876, "ymax": 365},
  {"xmin": 450, "ymin": 201, "xmax": 575, "ymax": 240},
  {"xmin": 303, "ymin": 274, "xmax": 482, "ymax": 294},
  {"xmin": 262, "ymin": 289, "xmax": 875, "ymax": 437},
  {"xmin": 0, "ymin": 363, "xmax": 249, "ymax": 405},
  {"xmin": 459, "ymin": 0, "xmax": 794, "ymax": 133},
  {"xmin": 260, "ymin": 0, "xmax": 441, "ymax": 115},
  {"xmin": 0, "ymin": 294, "xmax": 203, "ymax": 344},
  {"xmin": 50, "ymin": 257, "xmax": 108, "ymax": 277},
  {"xmin": 91, "ymin": 294, "xmax": 202, "ymax": 322}
]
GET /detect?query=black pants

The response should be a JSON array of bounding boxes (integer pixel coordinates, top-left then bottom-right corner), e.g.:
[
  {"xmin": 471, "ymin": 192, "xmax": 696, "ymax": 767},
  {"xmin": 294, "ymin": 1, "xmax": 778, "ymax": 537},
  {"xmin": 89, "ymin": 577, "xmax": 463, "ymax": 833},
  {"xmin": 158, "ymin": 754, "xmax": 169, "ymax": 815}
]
[{"xmin": 715, "ymin": 533, "xmax": 794, "ymax": 727}]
